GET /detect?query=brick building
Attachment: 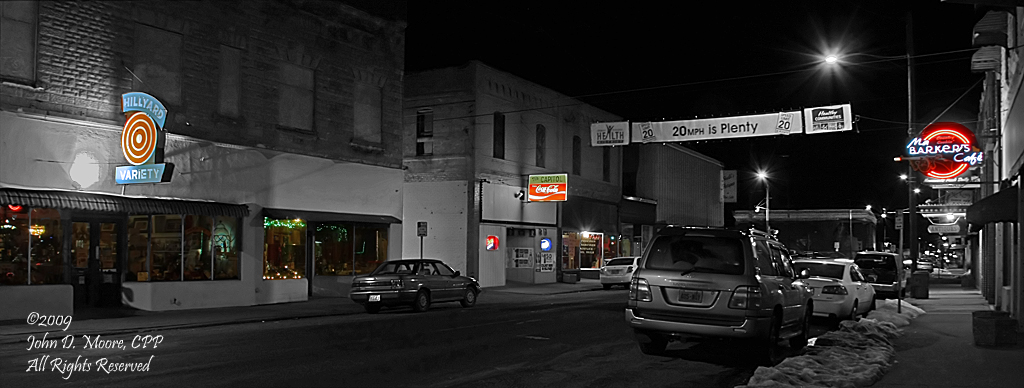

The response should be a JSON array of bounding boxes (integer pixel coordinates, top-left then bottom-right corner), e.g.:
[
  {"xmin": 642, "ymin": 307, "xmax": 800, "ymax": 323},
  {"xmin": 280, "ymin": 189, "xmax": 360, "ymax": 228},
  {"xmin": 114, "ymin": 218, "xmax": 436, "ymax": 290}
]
[{"xmin": 0, "ymin": 0, "xmax": 406, "ymax": 318}]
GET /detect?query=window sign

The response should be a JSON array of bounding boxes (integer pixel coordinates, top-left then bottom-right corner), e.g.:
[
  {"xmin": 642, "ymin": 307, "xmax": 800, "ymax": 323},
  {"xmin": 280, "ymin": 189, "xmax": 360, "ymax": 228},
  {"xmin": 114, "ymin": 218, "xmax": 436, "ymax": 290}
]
[
  {"xmin": 512, "ymin": 248, "xmax": 532, "ymax": 268},
  {"xmin": 540, "ymin": 238, "xmax": 552, "ymax": 252},
  {"xmin": 486, "ymin": 235, "xmax": 499, "ymax": 251}
]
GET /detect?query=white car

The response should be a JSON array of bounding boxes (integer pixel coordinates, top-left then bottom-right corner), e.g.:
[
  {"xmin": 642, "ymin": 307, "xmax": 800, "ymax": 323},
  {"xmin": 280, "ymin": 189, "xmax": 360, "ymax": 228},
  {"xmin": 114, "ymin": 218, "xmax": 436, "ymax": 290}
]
[
  {"xmin": 792, "ymin": 259, "xmax": 876, "ymax": 321},
  {"xmin": 600, "ymin": 256, "xmax": 640, "ymax": 289}
]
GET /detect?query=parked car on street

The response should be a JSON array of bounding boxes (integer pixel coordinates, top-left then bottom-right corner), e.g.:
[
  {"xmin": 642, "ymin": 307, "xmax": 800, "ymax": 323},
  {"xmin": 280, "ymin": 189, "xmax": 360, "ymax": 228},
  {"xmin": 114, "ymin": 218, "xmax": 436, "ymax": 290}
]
[
  {"xmin": 625, "ymin": 226, "xmax": 813, "ymax": 365},
  {"xmin": 792, "ymin": 258, "xmax": 875, "ymax": 322},
  {"xmin": 349, "ymin": 259, "xmax": 481, "ymax": 314},
  {"xmin": 916, "ymin": 257, "xmax": 935, "ymax": 272},
  {"xmin": 600, "ymin": 256, "xmax": 641, "ymax": 289},
  {"xmin": 853, "ymin": 251, "xmax": 907, "ymax": 299}
]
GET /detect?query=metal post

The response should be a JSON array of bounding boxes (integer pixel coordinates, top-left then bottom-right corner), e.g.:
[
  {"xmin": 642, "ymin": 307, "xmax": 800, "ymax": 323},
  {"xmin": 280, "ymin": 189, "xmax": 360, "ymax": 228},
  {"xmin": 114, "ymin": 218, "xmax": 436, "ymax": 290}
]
[
  {"xmin": 420, "ymin": 235, "xmax": 423, "ymax": 260},
  {"xmin": 765, "ymin": 180, "xmax": 770, "ymax": 232},
  {"xmin": 849, "ymin": 209, "xmax": 854, "ymax": 257},
  {"xmin": 906, "ymin": 12, "xmax": 919, "ymax": 274}
]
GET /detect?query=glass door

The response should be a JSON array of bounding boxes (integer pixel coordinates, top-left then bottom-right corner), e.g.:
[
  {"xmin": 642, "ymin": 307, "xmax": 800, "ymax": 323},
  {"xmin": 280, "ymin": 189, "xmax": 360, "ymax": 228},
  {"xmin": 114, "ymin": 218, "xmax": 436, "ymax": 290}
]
[{"xmin": 71, "ymin": 220, "xmax": 121, "ymax": 307}]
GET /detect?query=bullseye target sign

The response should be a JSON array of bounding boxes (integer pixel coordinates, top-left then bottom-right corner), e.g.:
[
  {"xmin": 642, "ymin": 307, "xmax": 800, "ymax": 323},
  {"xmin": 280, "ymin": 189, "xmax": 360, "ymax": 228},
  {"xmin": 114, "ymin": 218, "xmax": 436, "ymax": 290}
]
[
  {"xmin": 115, "ymin": 92, "xmax": 173, "ymax": 184},
  {"xmin": 122, "ymin": 111, "xmax": 158, "ymax": 165}
]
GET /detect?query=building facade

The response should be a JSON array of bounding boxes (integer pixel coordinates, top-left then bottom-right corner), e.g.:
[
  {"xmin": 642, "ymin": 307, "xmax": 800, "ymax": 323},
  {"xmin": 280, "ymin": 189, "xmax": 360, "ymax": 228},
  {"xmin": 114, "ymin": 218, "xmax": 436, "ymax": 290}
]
[
  {"xmin": 402, "ymin": 61, "xmax": 623, "ymax": 287},
  {"xmin": 0, "ymin": 0, "xmax": 406, "ymax": 319},
  {"xmin": 965, "ymin": 6, "xmax": 1024, "ymax": 332}
]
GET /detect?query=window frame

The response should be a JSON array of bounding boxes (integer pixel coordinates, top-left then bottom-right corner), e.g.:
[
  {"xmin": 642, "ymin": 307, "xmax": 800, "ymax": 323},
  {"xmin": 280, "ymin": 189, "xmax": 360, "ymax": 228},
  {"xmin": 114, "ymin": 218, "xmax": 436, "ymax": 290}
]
[{"xmin": 0, "ymin": 1, "xmax": 38, "ymax": 85}]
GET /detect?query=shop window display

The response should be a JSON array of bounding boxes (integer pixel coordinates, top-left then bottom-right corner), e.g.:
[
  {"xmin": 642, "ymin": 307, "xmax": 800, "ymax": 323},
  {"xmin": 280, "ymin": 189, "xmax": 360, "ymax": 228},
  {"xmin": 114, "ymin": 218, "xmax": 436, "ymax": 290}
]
[
  {"xmin": 561, "ymin": 232, "xmax": 605, "ymax": 270},
  {"xmin": 212, "ymin": 216, "xmax": 239, "ymax": 280},
  {"xmin": 126, "ymin": 215, "xmax": 150, "ymax": 281},
  {"xmin": 150, "ymin": 215, "xmax": 183, "ymax": 281},
  {"xmin": 264, "ymin": 218, "xmax": 306, "ymax": 280},
  {"xmin": 314, "ymin": 223, "xmax": 353, "ymax": 276},
  {"xmin": 353, "ymin": 225, "xmax": 388, "ymax": 275},
  {"xmin": 183, "ymin": 215, "xmax": 213, "ymax": 281},
  {"xmin": 0, "ymin": 205, "xmax": 30, "ymax": 285},
  {"xmin": 29, "ymin": 208, "xmax": 63, "ymax": 284}
]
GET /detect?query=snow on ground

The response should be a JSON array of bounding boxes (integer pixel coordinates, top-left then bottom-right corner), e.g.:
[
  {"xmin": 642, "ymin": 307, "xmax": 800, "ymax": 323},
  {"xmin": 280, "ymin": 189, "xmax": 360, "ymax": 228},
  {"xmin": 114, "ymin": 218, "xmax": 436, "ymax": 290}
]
[{"xmin": 736, "ymin": 300, "xmax": 926, "ymax": 388}]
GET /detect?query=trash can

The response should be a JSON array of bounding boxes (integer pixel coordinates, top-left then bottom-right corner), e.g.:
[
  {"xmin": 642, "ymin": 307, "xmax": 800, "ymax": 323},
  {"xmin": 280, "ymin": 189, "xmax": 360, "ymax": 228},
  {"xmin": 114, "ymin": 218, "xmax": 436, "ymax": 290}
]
[
  {"xmin": 972, "ymin": 311, "xmax": 1017, "ymax": 346},
  {"xmin": 561, "ymin": 270, "xmax": 579, "ymax": 284},
  {"xmin": 910, "ymin": 270, "xmax": 930, "ymax": 299}
]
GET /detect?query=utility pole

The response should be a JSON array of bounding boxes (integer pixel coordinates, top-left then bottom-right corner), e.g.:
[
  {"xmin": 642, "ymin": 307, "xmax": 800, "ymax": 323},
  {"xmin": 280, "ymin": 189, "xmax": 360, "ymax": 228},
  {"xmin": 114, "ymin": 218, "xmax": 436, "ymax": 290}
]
[{"xmin": 906, "ymin": 8, "xmax": 919, "ymax": 272}]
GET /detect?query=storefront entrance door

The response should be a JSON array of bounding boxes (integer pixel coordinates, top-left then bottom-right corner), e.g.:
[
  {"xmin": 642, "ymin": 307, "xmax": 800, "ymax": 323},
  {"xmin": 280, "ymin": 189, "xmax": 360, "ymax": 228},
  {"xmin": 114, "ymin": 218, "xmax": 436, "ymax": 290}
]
[{"xmin": 71, "ymin": 220, "xmax": 122, "ymax": 307}]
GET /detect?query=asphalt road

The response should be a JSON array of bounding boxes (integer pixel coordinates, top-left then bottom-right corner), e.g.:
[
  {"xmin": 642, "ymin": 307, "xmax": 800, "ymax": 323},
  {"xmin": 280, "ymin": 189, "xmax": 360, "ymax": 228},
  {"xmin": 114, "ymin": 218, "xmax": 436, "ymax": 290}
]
[{"xmin": 1, "ymin": 290, "xmax": 833, "ymax": 388}]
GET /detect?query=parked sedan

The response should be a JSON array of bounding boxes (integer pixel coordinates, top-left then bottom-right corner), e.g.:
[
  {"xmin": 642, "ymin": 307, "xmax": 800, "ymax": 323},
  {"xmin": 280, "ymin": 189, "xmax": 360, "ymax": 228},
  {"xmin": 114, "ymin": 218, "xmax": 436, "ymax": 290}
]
[
  {"xmin": 349, "ymin": 259, "xmax": 481, "ymax": 314},
  {"xmin": 792, "ymin": 258, "xmax": 876, "ymax": 322},
  {"xmin": 600, "ymin": 256, "xmax": 640, "ymax": 289}
]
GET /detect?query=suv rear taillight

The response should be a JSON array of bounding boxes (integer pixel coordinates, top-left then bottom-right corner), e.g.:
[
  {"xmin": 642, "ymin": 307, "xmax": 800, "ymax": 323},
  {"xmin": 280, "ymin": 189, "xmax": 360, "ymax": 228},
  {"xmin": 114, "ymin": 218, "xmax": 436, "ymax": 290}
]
[
  {"xmin": 728, "ymin": 285, "xmax": 763, "ymax": 310},
  {"xmin": 629, "ymin": 278, "xmax": 652, "ymax": 302},
  {"xmin": 821, "ymin": 285, "xmax": 848, "ymax": 295}
]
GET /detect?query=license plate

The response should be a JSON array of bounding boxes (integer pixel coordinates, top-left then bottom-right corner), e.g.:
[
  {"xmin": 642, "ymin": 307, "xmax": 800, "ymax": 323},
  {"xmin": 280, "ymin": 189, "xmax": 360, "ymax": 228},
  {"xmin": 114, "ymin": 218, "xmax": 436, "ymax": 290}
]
[
  {"xmin": 369, "ymin": 295, "xmax": 381, "ymax": 302},
  {"xmin": 678, "ymin": 290, "xmax": 702, "ymax": 303}
]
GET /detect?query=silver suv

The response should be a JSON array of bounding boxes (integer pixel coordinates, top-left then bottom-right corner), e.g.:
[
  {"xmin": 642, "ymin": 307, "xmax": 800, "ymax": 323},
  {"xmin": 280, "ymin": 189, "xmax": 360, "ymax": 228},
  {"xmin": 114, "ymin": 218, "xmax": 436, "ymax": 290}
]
[{"xmin": 625, "ymin": 226, "xmax": 813, "ymax": 364}]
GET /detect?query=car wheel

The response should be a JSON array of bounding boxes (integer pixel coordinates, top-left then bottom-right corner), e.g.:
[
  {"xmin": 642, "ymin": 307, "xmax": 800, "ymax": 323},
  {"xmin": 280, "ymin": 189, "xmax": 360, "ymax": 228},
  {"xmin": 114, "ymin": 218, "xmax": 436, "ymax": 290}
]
[
  {"xmin": 635, "ymin": 331, "xmax": 668, "ymax": 356},
  {"xmin": 867, "ymin": 299, "xmax": 876, "ymax": 313},
  {"xmin": 459, "ymin": 287, "xmax": 477, "ymax": 308},
  {"xmin": 789, "ymin": 303, "xmax": 811, "ymax": 350},
  {"xmin": 846, "ymin": 300, "xmax": 859, "ymax": 321},
  {"xmin": 602, "ymin": 284, "xmax": 611, "ymax": 290},
  {"xmin": 365, "ymin": 304, "xmax": 381, "ymax": 314},
  {"xmin": 412, "ymin": 290, "xmax": 431, "ymax": 312},
  {"xmin": 759, "ymin": 313, "xmax": 783, "ymax": 366}
]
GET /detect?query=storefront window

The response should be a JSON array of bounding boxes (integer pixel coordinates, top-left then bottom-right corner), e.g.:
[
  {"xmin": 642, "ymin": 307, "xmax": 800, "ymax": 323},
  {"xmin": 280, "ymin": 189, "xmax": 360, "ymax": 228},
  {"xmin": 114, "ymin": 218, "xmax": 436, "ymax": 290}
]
[
  {"xmin": 264, "ymin": 218, "xmax": 306, "ymax": 280},
  {"xmin": 126, "ymin": 215, "xmax": 150, "ymax": 281},
  {"xmin": 561, "ymin": 232, "xmax": 604, "ymax": 270},
  {"xmin": 314, "ymin": 223, "xmax": 353, "ymax": 276},
  {"xmin": 0, "ymin": 205, "xmax": 30, "ymax": 285},
  {"xmin": 150, "ymin": 214, "xmax": 183, "ymax": 281},
  {"xmin": 353, "ymin": 225, "xmax": 388, "ymax": 275},
  {"xmin": 183, "ymin": 215, "xmax": 212, "ymax": 281},
  {"xmin": 30, "ymin": 209, "xmax": 62, "ymax": 284},
  {"xmin": 213, "ymin": 216, "xmax": 239, "ymax": 280}
]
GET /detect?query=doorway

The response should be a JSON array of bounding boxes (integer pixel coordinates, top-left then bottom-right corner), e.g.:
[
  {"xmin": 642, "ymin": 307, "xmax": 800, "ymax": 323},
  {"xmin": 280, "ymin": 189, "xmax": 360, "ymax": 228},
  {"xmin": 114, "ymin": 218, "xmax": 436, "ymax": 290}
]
[{"xmin": 70, "ymin": 219, "xmax": 123, "ymax": 307}]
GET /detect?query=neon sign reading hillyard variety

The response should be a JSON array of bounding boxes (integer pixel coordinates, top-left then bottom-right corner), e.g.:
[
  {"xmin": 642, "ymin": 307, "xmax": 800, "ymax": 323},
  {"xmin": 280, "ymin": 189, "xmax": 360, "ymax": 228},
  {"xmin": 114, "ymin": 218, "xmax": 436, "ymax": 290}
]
[
  {"xmin": 905, "ymin": 122, "xmax": 982, "ymax": 180},
  {"xmin": 115, "ymin": 92, "xmax": 173, "ymax": 184}
]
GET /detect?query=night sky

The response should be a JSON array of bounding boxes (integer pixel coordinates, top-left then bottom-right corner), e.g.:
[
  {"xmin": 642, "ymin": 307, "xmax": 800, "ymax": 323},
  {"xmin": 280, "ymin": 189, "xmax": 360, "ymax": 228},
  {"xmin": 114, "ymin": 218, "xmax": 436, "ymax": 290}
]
[{"xmin": 403, "ymin": 1, "xmax": 985, "ymax": 213}]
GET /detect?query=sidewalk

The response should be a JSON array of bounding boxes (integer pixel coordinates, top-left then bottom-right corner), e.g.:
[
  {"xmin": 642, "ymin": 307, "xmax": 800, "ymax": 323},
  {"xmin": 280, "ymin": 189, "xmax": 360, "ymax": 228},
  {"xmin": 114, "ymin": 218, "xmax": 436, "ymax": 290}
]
[
  {"xmin": 0, "ymin": 279, "xmax": 604, "ymax": 344},
  {"xmin": 874, "ymin": 283, "xmax": 1024, "ymax": 388}
]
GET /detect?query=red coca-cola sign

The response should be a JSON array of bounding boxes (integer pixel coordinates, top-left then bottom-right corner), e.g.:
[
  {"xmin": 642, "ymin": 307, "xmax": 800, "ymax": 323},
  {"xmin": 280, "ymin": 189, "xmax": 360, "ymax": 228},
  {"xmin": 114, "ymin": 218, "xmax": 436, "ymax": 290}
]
[{"xmin": 528, "ymin": 174, "xmax": 567, "ymax": 202}]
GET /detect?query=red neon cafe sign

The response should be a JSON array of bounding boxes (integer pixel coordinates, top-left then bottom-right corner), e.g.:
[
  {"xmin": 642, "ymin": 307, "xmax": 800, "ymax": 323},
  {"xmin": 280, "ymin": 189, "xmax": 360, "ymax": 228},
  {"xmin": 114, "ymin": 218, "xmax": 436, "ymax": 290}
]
[{"xmin": 905, "ymin": 122, "xmax": 982, "ymax": 180}]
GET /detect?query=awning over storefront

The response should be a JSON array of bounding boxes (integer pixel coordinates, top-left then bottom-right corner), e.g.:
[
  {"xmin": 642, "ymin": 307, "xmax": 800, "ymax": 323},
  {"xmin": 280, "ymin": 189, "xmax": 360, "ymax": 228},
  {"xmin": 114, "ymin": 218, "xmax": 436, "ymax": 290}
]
[
  {"xmin": 562, "ymin": 197, "xmax": 619, "ymax": 233},
  {"xmin": 0, "ymin": 188, "xmax": 250, "ymax": 217},
  {"xmin": 262, "ymin": 207, "xmax": 401, "ymax": 224},
  {"xmin": 967, "ymin": 185, "xmax": 1017, "ymax": 232}
]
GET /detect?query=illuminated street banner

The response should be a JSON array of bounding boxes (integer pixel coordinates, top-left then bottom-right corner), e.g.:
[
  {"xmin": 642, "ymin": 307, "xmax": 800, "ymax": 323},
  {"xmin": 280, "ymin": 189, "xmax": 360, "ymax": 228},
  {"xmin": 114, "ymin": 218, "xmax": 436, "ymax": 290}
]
[
  {"xmin": 803, "ymin": 104, "xmax": 853, "ymax": 134},
  {"xmin": 630, "ymin": 111, "xmax": 798, "ymax": 143},
  {"xmin": 590, "ymin": 121, "xmax": 629, "ymax": 146},
  {"xmin": 528, "ymin": 173, "xmax": 567, "ymax": 202},
  {"xmin": 906, "ymin": 122, "xmax": 982, "ymax": 180}
]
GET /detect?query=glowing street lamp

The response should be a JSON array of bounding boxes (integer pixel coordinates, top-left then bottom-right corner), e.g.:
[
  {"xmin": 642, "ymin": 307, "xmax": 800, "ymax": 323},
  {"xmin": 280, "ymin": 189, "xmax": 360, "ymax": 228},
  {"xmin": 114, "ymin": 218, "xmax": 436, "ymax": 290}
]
[{"xmin": 756, "ymin": 171, "xmax": 770, "ymax": 232}]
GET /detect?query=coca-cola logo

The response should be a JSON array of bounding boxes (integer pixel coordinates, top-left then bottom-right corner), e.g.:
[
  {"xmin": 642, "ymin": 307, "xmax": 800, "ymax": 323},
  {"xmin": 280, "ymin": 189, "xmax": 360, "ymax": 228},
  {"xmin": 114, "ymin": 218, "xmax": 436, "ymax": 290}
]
[{"xmin": 534, "ymin": 185, "xmax": 561, "ymax": 194}]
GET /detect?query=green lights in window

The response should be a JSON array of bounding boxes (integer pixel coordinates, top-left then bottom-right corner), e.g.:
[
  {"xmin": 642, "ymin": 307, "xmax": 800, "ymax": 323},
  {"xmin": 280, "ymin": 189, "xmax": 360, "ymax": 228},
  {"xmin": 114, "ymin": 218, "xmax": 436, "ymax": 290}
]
[{"xmin": 264, "ymin": 218, "xmax": 306, "ymax": 229}]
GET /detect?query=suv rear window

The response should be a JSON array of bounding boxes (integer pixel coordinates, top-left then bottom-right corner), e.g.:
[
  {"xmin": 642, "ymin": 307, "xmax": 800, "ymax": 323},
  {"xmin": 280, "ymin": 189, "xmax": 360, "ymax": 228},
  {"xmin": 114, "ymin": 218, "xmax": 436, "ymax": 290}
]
[
  {"xmin": 854, "ymin": 254, "xmax": 896, "ymax": 270},
  {"xmin": 605, "ymin": 258, "xmax": 635, "ymax": 266},
  {"xmin": 792, "ymin": 262, "xmax": 845, "ymax": 280},
  {"xmin": 645, "ymin": 236, "xmax": 744, "ymax": 275}
]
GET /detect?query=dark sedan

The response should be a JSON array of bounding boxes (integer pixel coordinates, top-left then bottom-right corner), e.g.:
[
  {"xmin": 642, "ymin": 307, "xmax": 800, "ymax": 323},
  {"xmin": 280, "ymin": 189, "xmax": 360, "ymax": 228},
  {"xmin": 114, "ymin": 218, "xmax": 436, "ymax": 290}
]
[{"xmin": 349, "ymin": 259, "xmax": 481, "ymax": 313}]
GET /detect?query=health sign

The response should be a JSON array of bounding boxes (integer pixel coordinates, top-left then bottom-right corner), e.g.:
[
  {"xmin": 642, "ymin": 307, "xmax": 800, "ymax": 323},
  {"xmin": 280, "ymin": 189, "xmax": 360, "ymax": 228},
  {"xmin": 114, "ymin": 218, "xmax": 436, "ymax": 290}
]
[
  {"xmin": 528, "ymin": 174, "xmax": 567, "ymax": 202},
  {"xmin": 906, "ymin": 122, "xmax": 982, "ymax": 180}
]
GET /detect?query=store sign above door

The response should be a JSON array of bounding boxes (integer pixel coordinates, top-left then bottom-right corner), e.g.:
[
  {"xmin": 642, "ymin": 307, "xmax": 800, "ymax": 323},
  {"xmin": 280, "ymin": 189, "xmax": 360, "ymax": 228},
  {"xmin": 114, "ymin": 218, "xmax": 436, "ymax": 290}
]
[
  {"xmin": 905, "ymin": 122, "xmax": 982, "ymax": 180},
  {"xmin": 528, "ymin": 173, "xmax": 567, "ymax": 202},
  {"xmin": 116, "ymin": 92, "xmax": 174, "ymax": 184}
]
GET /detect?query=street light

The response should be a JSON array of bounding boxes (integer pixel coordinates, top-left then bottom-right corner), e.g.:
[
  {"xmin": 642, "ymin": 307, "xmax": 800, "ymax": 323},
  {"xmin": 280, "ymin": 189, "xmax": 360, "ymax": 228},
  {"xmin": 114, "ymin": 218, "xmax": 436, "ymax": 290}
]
[{"xmin": 756, "ymin": 171, "xmax": 769, "ymax": 232}]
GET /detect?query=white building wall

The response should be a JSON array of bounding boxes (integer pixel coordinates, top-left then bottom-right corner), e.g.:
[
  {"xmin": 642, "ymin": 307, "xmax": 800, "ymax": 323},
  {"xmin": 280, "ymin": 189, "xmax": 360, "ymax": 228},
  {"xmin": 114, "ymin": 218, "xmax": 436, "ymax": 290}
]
[{"xmin": 402, "ymin": 181, "xmax": 470, "ymax": 272}]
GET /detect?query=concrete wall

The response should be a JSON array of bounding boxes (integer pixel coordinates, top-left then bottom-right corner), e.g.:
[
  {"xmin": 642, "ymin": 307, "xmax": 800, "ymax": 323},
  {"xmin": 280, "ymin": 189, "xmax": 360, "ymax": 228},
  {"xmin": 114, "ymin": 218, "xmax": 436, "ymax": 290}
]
[
  {"xmin": 0, "ymin": 285, "xmax": 74, "ymax": 321},
  {"xmin": 402, "ymin": 181, "xmax": 470, "ymax": 272}
]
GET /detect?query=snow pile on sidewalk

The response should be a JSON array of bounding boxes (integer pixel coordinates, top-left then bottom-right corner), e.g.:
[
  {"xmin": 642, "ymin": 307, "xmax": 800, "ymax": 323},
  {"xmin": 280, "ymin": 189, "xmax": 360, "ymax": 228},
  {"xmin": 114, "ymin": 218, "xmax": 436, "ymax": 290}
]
[
  {"xmin": 736, "ymin": 300, "xmax": 925, "ymax": 388},
  {"xmin": 863, "ymin": 299, "xmax": 926, "ymax": 327}
]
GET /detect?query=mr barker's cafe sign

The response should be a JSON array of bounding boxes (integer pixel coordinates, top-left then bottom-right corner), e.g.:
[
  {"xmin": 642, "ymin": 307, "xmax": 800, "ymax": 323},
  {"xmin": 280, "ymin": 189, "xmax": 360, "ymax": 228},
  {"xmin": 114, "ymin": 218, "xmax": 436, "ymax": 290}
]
[
  {"xmin": 115, "ymin": 92, "xmax": 174, "ymax": 184},
  {"xmin": 905, "ymin": 122, "xmax": 983, "ymax": 180}
]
